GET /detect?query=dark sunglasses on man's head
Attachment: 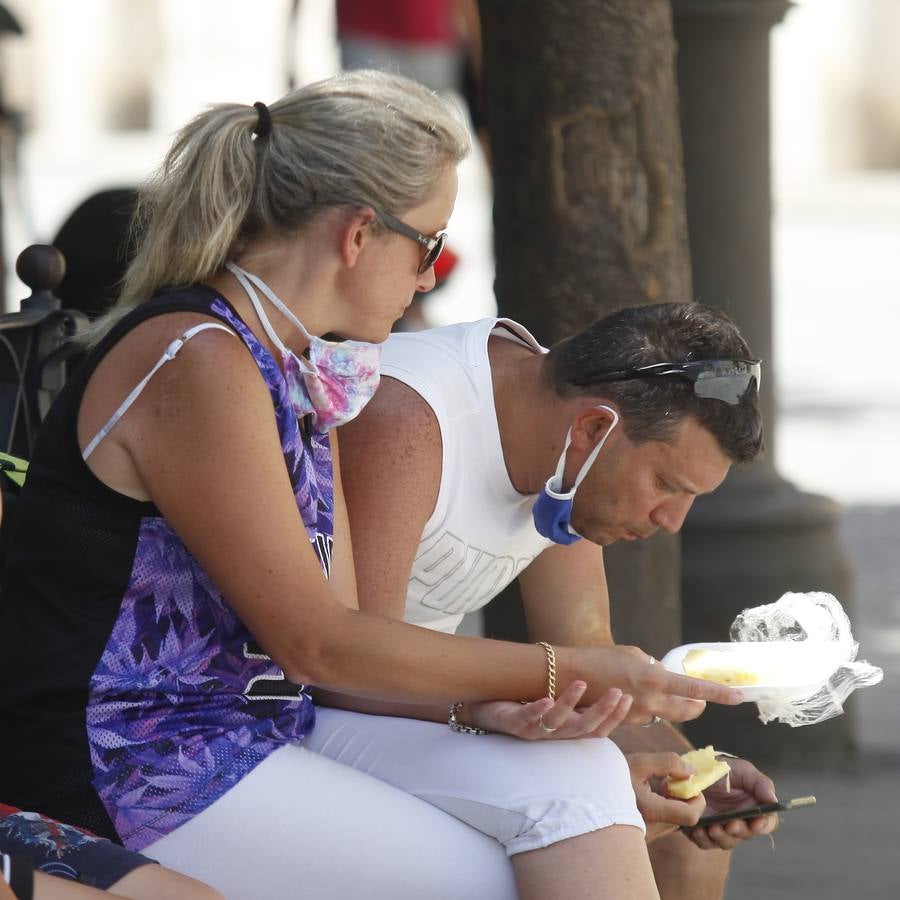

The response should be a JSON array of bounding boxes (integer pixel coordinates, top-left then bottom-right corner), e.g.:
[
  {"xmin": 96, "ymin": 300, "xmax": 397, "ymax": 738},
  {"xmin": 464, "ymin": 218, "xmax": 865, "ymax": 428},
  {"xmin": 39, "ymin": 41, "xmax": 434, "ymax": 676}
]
[
  {"xmin": 584, "ymin": 359, "xmax": 761, "ymax": 405},
  {"xmin": 374, "ymin": 209, "xmax": 447, "ymax": 274}
]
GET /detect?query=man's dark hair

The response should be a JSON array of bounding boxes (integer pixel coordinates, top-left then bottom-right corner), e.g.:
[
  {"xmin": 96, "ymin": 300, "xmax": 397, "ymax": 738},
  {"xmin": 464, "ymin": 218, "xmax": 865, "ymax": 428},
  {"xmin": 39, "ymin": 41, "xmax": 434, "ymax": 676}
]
[{"xmin": 544, "ymin": 303, "xmax": 763, "ymax": 463}]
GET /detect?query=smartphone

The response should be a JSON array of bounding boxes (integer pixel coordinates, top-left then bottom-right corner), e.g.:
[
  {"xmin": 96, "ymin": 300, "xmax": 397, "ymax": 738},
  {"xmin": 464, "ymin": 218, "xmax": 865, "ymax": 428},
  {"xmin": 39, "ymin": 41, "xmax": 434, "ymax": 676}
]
[{"xmin": 695, "ymin": 795, "xmax": 816, "ymax": 828}]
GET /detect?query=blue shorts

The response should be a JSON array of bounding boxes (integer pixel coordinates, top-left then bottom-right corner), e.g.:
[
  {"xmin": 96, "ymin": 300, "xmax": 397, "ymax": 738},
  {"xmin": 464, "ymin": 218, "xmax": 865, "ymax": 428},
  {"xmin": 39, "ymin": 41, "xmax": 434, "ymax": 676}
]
[{"xmin": 0, "ymin": 804, "xmax": 156, "ymax": 890}]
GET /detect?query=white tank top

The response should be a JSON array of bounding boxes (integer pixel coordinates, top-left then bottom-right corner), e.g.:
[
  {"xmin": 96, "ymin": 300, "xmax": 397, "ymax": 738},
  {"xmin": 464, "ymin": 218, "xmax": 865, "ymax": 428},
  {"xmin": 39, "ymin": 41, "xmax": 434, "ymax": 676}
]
[{"xmin": 380, "ymin": 318, "xmax": 553, "ymax": 633}]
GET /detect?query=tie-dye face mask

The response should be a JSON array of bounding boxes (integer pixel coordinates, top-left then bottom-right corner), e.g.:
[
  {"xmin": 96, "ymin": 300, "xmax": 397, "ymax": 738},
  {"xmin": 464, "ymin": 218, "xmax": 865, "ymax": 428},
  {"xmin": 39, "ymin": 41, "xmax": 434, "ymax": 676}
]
[{"xmin": 226, "ymin": 262, "xmax": 381, "ymax": 431}]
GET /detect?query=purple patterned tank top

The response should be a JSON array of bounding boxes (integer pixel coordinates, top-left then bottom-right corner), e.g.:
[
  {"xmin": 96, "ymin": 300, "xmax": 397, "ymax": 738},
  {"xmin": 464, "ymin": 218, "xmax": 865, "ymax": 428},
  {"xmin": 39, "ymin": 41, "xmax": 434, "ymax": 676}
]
[{"xmin": 85, "ymin": 299, "xmax": 331, "ymax": 849}]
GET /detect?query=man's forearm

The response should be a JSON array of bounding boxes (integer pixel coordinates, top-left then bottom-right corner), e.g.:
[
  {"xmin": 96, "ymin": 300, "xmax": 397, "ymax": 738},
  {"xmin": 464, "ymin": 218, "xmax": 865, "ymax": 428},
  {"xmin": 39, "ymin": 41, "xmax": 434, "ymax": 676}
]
[
  {"xmin": 310, "ymin": 687, "xmax": 447, "ymax": 723},
  {"xmin": 613, "ymin": 721, "xmax": 694, "ymax": 755},
  {"xmin": 525, "ymin": 617, "xmax": 614, "ymax": 647}
]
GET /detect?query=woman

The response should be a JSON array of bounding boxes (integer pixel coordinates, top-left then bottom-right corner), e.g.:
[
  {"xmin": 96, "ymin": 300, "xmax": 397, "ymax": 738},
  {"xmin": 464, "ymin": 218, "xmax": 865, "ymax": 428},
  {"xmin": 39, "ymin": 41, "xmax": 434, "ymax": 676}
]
[{"xmin": 0, "ymin": 72, "xmax": 739, "ymax": 899}]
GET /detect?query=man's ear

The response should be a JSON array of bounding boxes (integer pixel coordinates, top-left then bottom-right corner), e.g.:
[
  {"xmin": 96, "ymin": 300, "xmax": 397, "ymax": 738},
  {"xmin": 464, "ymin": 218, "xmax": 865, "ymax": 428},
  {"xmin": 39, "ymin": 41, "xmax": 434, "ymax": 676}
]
[
  {"xmin": 339, "ymin": 207, "xmax": 378, "ymax": 268},
  {"xmin": 570, "ymin": 404, "xmax": 620, "ymax": 451}
]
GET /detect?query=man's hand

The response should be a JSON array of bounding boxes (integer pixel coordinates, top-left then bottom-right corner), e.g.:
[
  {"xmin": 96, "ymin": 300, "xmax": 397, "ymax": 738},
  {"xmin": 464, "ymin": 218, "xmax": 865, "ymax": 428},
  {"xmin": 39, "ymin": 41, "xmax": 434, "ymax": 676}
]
[
  {"xmin": 628, "ymin": 752, "xmax": 706, "ymax": 841},
  {"xmin": 682, "ymin": 757, "xmax": 779, "ymax": 850},
  {"xmin": 465, "ymin": 680, "xmax": 634, "ymax": 740}
]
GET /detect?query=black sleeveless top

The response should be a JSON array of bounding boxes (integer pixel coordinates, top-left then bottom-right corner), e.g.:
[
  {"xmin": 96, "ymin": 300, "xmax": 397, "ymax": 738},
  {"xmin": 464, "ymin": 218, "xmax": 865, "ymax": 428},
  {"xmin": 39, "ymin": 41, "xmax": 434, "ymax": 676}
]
[{"xmin": 0, "ymin": 287, "xmax": 333, "ymax": 850}]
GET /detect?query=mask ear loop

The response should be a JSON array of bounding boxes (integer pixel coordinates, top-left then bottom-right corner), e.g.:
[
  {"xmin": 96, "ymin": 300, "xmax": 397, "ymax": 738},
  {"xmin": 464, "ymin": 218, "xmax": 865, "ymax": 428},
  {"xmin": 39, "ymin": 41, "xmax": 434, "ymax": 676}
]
[
  {"xmin": 546, "ymin": 405, "xmax": 621, "ymax": 498},
  {"xmin": 545, "ymin": 430, "xmax": 575, "ymax": 497},
  {"xmin": 226, "ymin": 262, "xmax": 288, "ymax": 354},
  {"xmin": 573, "ymin": 405, "xmax": 620, "ymax": 489},
  {"xmin": 236, "ymin": 264, "xmax": 315, "ymax": 343},
  {"xmin": 226, "ymin": 261, "xmax": 318, "ymax": 375}
]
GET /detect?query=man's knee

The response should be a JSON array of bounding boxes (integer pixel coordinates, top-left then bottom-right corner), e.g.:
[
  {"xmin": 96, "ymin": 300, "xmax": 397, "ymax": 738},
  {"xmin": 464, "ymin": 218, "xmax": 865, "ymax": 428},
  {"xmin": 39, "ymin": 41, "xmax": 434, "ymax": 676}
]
[{"xmin": 647, "ymin": 831, "xmax": 731, "ymax": 900}]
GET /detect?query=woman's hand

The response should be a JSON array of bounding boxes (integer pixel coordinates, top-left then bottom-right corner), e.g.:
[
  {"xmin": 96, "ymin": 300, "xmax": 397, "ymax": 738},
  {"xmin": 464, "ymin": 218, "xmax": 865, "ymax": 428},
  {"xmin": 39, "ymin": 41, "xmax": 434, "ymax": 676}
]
[
  {"xmin": 627, "ymin": 752, "xmax": 706, "ymax": 841},
  {"xmin": 682, "ymin": 758, "xmax": 779, "ymax": 850},
  {"xmin": 570, "ymin": 645, "xmax": 744, "ymax": 725},
  {"xmin": 464, "ymin": 680, "xmax": 634, "ymax": 741}
]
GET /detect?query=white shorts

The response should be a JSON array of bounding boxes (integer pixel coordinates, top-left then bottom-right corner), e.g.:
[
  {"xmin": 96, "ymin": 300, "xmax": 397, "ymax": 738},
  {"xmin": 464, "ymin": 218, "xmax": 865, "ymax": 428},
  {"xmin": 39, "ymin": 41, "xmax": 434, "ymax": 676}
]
[
  {"xmin": 145, "ymin": 708, "xmax": 642, "ymax": 899},
  {"xmin": 144, "ymin": 740, "xmax": 517, "ymax": 900},
  {"xmin": 307, "ymin": 707, "xmax": 644, "ymax": 856}
]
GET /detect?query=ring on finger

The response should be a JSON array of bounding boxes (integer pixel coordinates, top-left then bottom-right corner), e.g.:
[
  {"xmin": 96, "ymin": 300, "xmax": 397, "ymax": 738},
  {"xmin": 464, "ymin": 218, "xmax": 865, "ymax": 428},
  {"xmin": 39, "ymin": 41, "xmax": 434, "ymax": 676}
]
[
  {"xmin": 640, "ymin": 714, "xmax": 663, "ymax": 728},
  {"xmin": 538, "ymin": 713, "xmax": 559, "ymax": 733}
]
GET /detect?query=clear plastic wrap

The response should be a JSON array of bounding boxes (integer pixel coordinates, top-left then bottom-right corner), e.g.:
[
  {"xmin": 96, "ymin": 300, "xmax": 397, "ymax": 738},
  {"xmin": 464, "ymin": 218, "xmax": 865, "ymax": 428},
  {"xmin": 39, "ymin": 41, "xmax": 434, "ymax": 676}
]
[{"xmin": 729, "ymin": 591, "xmax": 883, "ymax": 726}]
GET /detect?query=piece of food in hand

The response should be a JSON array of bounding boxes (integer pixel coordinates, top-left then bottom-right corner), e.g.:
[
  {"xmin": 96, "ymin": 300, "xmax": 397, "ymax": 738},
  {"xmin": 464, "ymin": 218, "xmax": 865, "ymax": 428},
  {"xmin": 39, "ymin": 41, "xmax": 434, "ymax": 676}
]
[
  {"xmin": 682, "ymin": 648, "xmax": 761, "ymax": 685},
  {"xmin": 665, "ymin": 746, "xmax": 731, "ymax": 799}
]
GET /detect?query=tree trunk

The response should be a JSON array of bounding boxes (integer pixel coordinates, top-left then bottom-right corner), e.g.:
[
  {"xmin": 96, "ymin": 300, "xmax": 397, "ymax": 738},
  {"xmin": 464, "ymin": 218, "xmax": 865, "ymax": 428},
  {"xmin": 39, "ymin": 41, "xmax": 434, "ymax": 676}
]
[{"xmin": 478, "ymin": 0, "xmax": 692, "ymax": 657}]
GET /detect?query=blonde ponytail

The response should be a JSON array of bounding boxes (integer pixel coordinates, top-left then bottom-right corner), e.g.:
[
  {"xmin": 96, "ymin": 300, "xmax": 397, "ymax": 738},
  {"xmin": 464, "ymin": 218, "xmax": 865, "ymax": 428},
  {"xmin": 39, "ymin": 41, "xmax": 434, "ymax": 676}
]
[{"xmin": 89, "ymin": 70, "xmax": 470, "ymax": 344}]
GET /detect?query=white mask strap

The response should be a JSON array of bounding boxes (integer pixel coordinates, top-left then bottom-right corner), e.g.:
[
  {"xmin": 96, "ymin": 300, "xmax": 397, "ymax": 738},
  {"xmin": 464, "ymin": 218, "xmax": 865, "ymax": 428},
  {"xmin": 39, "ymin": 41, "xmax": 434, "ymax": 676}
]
[
  {"xmin": 573, "ymin": 405, "xmax": 620, "ymax": 489},
  {"xmin": 546, "ymin": 428, "xmax": 574, "ymax": 495},
  {"xmin": 231, "ymin": 263, "xmax": 314, "ymax": 343},
  {"xmin": 226, "ymin": 262, "xmax": 289, "ymax": 356},
  {"xmin": 548, "ymin": 405, "xmax": 620, "ymax": 496}
]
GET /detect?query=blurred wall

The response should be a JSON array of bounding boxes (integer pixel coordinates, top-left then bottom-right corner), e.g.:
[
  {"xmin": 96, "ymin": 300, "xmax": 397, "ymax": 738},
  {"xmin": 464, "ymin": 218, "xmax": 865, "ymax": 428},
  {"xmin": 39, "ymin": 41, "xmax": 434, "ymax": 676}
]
[
  {"xmin": 0, "ymin": 0, "xmax": 338, "ymax": 306},
  {"xmin": 772, "ymin": 0, "xmax": 900, "ymax": 188}
]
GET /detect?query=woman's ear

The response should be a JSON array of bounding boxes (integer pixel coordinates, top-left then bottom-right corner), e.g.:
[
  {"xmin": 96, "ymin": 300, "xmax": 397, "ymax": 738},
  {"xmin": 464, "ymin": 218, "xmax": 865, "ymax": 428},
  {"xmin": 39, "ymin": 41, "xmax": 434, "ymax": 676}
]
[{"xmin": 339, "ymin": 207, "xmax": 378, "ymax": 268}]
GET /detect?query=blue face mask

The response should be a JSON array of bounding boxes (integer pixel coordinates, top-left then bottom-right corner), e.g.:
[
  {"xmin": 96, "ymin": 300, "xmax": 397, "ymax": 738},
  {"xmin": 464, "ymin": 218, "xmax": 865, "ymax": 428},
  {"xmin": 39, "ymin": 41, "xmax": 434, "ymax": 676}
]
[{"xmin": 532, "ymin": 406, "xmax": 620, "ymax": 544}]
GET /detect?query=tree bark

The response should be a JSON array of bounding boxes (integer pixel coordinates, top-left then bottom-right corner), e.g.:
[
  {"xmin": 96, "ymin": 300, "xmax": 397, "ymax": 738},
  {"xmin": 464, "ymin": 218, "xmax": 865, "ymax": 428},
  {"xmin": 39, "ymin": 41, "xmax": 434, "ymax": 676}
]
[{"xmin": 479, "ymin": 0, "xmax": 692, "ymax": 656}]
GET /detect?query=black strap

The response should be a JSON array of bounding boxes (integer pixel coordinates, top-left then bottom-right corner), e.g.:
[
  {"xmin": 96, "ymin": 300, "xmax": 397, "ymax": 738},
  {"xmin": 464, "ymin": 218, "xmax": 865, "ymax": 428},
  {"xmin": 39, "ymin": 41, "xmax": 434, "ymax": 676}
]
[{"xmin": 3, "ymin": 854, "xmax": 34, "ymax": 900}]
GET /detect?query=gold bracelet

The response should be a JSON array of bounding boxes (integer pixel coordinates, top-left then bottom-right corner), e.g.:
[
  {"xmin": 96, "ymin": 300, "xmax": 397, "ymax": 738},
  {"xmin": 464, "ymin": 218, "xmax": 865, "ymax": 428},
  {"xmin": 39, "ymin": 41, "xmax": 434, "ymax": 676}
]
[{"xmin": 535, "ymin": 641, "xmax": 557, "ymax": 701}]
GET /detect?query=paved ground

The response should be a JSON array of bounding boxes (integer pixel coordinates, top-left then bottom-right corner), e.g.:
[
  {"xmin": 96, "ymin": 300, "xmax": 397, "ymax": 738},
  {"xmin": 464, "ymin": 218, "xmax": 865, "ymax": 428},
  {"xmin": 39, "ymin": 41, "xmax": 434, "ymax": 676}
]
[
  {"xmin": 725, "ymin": 505, "xmax": 900, "ymax": 899},
  {"xmin": 721, "ymin": 184, "xmax": 900, "ymax": 898}
]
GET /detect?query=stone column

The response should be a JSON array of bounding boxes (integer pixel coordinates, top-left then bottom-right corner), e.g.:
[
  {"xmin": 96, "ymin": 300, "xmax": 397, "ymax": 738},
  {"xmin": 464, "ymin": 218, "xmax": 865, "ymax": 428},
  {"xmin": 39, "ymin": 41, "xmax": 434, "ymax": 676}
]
[{"xmin": 673, "ymin": 0, "xmax": 855, "ymax": 766}]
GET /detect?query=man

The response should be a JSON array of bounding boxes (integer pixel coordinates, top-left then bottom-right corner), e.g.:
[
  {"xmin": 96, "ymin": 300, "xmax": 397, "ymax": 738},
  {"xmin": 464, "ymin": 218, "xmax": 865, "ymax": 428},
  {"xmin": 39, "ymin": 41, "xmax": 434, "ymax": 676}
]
[{"xmin": 339, "ymin": 302, "xmax": 777, "ymax": 900}]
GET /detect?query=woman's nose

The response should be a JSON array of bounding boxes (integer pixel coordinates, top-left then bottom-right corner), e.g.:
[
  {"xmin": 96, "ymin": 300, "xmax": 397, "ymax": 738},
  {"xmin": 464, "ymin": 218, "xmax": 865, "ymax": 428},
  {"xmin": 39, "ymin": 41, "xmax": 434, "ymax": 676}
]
[{"xmin": 415, "ymin": 264, "xmax": 437, "ymax": 294}]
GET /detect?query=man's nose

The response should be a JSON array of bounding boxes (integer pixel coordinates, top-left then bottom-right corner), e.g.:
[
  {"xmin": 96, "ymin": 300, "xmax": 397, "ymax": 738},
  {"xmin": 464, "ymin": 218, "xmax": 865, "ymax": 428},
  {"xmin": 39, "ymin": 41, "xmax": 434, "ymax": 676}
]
[{"xmin": 651, "ymin": 496, "xmax": 695, "ymax": 534}]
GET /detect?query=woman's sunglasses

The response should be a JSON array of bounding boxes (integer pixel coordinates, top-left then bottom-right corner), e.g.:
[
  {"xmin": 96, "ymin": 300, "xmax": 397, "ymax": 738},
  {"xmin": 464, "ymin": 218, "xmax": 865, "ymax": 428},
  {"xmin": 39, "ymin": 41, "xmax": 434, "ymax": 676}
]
[
  {"xmin": 374, "ymin": 209, "xmax": 447, "ymax": 275},
  {"xmin": 313, "ymin": 193, "xmax": 446, "ymax": 275}
]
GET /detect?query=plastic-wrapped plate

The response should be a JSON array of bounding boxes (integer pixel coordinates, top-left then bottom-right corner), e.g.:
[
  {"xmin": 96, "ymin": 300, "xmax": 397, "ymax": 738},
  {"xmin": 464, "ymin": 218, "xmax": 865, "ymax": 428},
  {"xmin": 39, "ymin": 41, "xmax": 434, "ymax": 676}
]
[{"xmin": 661, "ymin": 641, "xmax": 845, "ymax": 702}]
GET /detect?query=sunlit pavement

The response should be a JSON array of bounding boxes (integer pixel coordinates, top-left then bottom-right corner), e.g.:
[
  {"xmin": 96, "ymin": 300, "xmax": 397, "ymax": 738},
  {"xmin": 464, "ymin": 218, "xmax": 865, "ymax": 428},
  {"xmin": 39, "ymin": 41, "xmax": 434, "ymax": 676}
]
[
  {"xmin": 724, "ymin": 505, "xmax": 899, "ymax": 900},
  {"xmin": 724, "ymin": 180, "xmax": 900, "ymax": 899}
]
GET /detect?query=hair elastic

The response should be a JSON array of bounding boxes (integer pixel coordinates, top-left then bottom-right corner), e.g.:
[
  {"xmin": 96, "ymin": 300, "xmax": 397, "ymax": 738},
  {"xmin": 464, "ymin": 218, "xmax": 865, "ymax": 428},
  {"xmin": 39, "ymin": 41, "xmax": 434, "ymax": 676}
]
[{"xmin": 253, "ymin": 101, "xmax": 272, "ymax": 138}]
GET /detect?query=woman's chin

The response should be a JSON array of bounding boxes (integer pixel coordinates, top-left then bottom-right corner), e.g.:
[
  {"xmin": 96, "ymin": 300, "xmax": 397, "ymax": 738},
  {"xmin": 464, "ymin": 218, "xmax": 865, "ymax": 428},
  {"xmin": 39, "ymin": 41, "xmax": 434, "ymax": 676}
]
[{"xmin": 331, "ymin": 326, "xmax": 390, "ymax": 345}]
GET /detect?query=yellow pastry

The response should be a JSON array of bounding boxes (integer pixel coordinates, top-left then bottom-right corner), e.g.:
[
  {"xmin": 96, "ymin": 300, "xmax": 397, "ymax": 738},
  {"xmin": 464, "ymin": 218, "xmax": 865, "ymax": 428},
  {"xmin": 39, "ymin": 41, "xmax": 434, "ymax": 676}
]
[
  {"xmin": 665, "ymin": 746, "xmax": 731, "ymax": 799},
  {"xmin": 682, "ymin": 648, "xmax": 761, "ymax": 686}
]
